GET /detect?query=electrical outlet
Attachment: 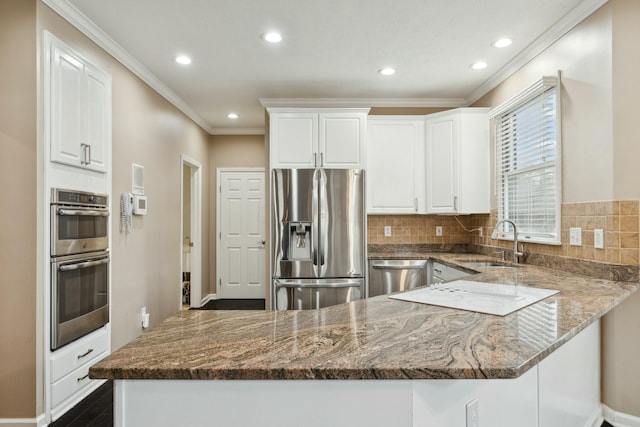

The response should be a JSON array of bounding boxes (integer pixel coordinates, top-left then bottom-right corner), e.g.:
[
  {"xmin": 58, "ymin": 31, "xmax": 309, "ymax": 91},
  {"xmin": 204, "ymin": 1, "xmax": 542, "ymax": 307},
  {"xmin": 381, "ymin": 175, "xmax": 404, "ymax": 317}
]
[
  {"xmin": 594, "ymin": 229, "xmax": 604, "ymax": 249},
  {"xmin": 435, "ymin": 226, "xmax": 443, "ymax": 237},
  {"xmin": 465, "ymin": 398, "xmax": 479, "ymax": 427},
  {"xmin": 570, "ymin": 227, "xmax": 582, "ymax": 246},
  {"xmin": 384, "ymin": 226, "xmax": 392, "ymax": 237}
]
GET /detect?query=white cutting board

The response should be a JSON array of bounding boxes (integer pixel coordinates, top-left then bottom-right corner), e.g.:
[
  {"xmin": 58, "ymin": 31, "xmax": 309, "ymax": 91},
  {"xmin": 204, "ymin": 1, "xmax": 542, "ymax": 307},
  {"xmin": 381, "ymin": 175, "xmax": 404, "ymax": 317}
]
[{"xmin": 389, "ymin": 280, "xmax": 559, "ymax": 316}]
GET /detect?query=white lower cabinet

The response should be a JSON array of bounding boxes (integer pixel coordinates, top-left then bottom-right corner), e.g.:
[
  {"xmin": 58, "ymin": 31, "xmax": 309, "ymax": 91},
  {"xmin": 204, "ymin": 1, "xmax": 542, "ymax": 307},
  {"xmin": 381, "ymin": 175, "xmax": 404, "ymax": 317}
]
[
  {"xmin": 49, "ymin": 326, "xmax": 109, "ymax": 421},
  {"xmin": 430, "ymin": 261, "xmax": 470, "ymax": 284}
]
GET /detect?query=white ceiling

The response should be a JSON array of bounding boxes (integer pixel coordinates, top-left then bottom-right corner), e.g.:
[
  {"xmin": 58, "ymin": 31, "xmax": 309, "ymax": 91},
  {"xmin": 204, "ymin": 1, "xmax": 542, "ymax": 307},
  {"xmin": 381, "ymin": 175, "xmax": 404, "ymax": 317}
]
[{"xmin": 47, "ymin": 0, "xmax": 605, "ymax": 134}]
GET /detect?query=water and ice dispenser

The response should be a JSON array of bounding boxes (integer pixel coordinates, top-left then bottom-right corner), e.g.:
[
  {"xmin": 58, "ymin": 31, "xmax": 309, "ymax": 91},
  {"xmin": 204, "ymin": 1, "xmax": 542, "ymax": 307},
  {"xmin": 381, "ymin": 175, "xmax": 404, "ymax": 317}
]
[{"xmin": 288, "ymin": 221, "xmax": 312, "ymax": 260}]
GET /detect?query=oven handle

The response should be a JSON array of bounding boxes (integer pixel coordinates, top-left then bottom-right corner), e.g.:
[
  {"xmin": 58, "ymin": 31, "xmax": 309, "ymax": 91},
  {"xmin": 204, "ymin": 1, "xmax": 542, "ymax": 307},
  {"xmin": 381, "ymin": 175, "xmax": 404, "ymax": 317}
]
[
  {"xmin": 59, "ymin": 257, "xmax": 110, "ymax": 272},
  {"xmin": 57, "ymin": 208, "xmax": 109, "ymax": 217}
]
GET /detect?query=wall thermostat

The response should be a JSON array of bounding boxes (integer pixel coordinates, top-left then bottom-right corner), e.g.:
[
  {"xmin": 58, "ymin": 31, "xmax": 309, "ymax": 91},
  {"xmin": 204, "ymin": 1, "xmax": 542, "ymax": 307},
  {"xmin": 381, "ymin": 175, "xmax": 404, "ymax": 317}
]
[{"xmin": 133, "ymin": 195, "xmax": 147, "ymax": 215}]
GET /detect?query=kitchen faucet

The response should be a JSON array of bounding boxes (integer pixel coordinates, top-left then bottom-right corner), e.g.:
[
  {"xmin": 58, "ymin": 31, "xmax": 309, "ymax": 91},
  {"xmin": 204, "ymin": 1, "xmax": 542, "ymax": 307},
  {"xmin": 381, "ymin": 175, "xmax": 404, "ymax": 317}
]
[{"xmin": 491, "ymin": 219, "xmax": 524, "ymax": 263}]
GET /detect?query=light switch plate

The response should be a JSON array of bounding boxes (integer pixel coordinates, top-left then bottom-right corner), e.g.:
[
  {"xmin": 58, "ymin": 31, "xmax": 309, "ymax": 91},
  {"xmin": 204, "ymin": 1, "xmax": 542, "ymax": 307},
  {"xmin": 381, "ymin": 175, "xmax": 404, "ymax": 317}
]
[
  {"xmin": 594, "ymin": 229, "xmax": 604, "ymax": 249},
  {"xmin": 570, "ymin": 227, "xmax": 582, "ymax": 246},
  {"xmin": 436, "ymin": 226, "xmax": 443, "ymax": 237},
  {"xmin": 384, "ymin": 226, "xmax": 392, "ymax": 237}
]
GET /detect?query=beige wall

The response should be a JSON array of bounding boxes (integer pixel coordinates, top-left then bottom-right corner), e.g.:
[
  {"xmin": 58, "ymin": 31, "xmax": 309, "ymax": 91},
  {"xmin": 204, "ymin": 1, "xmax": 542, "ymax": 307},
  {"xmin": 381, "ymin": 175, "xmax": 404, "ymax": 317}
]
[
  {"xmin": 0, "ymin": 0, "xmax": 37, "ymax": 419},
  {"xmin": 37, "ymin": 0, "xmax": 212, "ymax": 375},
  {"xmin": 208, "ymin": 135, "xmax": 266, "ymax": 295},
  {"xmin": 473, "ymin": 1, "xmax": 640, "ymax": 417},
  {"xmin": 474, "ymin": 4, "xmax": 614, "ymax": 203}
]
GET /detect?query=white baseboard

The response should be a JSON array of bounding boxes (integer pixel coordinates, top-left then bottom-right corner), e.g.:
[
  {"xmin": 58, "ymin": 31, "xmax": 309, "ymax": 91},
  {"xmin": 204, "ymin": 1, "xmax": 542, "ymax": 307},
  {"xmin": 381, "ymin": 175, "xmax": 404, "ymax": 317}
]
[
  {"xmin": 0, "ymin": 414, "xmax": 46, "ymax": 427},
  {"xmin": 603, "ymin": 404, "xmax": 640, "ymax": 427},
  {"xmin": 200, "ymin": 293, "xmax": 216, "ymax": 305}
]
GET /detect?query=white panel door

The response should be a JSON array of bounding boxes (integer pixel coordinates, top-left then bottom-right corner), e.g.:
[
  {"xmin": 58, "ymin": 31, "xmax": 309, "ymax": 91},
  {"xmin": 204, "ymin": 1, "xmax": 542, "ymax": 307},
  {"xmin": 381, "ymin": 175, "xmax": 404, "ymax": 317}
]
[
  {"xmin": 218, "ymin": 170, "xmax": 266, "ymax": 299},
  {"xmin": 426, "ymin": 115, "xmax": 457, "ymax": 213},
  {"xmin": 270, "ymin": 113, "xmax": 318, "ymax": 168},
  {"xmin": 367, "ymin": 117, "xmax": 424, "ymax": 214},
  {"xmin": 50, "ymin": 43, "xmax": 84, "ymax": 167},
  {"xmin": 84, "ymin": 64, "xmax": 111, "ymax": 173},
  {"xmin": 319, "ymin": 112, "xmax": 366, "ymax": 168}
]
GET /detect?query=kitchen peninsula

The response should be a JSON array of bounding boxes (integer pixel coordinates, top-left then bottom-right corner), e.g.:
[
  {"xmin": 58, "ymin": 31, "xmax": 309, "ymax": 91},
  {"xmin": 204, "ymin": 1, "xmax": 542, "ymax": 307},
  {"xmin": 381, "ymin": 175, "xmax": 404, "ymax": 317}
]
[{"xmin": 90, "ymin": 253, "xmax": 637, "ymax": 427}]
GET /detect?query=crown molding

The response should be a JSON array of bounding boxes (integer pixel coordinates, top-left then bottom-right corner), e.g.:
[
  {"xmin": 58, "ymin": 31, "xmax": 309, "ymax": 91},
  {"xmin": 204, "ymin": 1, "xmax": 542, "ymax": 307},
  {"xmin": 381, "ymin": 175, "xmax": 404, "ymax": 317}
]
[
  {"xmin": 41, "ymin": 0, "xmax": 215, "ymax": 134},
  {"xmin": 465, "ymin": 0, "xmax": 609, "ymax": 105},
  {"xmin": 259, "ymin": 98, "xmax": 467, "ymax": 108},
  {"xmin": 210, "ymin": 128, "xmax": 265, "ymax": 136}
]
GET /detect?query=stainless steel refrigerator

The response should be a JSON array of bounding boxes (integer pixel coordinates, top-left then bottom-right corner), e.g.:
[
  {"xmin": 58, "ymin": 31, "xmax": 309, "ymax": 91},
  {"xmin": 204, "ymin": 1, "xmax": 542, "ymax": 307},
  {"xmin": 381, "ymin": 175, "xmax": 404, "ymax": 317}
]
[{"xmin": 272, "ymin": 168, "xmax": 365, "ymax": 310}]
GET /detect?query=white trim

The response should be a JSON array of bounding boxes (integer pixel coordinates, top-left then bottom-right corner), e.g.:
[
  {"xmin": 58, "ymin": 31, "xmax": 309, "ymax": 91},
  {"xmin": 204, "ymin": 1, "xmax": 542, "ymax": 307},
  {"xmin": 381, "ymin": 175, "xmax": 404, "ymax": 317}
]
[
  {"xmin": 181, "ymin": 155, "xmax": 203, "ymax": 309},
  {"xmin": 0, "ymin": 414, "xmax": 46, "ymax": 427},
  {"xmin": 42, "ymin": 0, "xmax": 213, "ymax": 134},
  {"xmin": 603, "ymin": 404, "xmax": 640, "ymax": 427},
  {"xmin": 488, "ymin": 75, "xmax": 558, "ymax": 118},
  {"xmin": 201, "ymin": 293, "xmax": 217, "ymax": 306},
  {"xmin": 260, "ymin": 98, "xmax": 466, "ymax": 108},
  {"xmin": 466, "ymin": 0, "xmax": 609, "ymax": 105},
  {"xmin": 210, "ymin": 127, "xmax": 265, "ymax": 136}
]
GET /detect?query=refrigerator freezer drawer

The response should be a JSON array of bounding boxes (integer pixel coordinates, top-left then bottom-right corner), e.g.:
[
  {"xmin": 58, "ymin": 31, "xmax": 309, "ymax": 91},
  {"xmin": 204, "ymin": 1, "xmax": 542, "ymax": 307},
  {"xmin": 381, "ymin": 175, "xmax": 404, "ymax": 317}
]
[{"xmin": 274, "ymin": 278, "xmax": 363, "ymax": 310}]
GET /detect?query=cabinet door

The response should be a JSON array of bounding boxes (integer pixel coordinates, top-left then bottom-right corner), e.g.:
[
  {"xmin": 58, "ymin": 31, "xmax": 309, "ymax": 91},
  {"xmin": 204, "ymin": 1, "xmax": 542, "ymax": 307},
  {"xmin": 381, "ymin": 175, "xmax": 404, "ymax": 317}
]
[
  {"xmin": 318, "ymin": 112, "xmax": 366, "ymax": 168},
  {"xmin": 84, "ymin": 65, "xmax": 111, "ymax": 173},
  {"xmin": 426, "ymin": 114, "xmax": 457, "ymax": 213},
  {"xmin": 367, "ymin": 118, "xmax": 424, "ymax": 214},
  {"xmin": 270, "ymin": 113, "xmax": 318, "ymax": 168},
  {"xmin": 50, "ymin": 43, "xmax": 84, "ymax": 168}
]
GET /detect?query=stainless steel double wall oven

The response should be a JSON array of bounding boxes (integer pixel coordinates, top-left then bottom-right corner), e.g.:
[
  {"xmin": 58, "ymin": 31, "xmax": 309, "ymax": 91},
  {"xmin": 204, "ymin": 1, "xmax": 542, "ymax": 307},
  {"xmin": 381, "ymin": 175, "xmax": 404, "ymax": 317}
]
[{"xmin": 50, "ymin": 188, "xmax": 110, "ymax": 350}]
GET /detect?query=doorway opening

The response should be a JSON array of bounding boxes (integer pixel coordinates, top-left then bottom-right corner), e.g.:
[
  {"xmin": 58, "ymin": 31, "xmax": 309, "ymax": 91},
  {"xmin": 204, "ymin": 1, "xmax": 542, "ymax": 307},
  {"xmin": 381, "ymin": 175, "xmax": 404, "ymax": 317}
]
[{"xmin": 181, "ymin": 155, "xmax": 202, "ymax": 309}]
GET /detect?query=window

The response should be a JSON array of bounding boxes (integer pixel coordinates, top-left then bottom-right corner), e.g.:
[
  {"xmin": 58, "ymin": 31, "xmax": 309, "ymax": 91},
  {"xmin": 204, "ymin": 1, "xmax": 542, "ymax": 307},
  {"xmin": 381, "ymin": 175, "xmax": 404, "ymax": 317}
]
[{"xmin": 489, "ymin": 75, "xmax": 561, "ymax": 245}]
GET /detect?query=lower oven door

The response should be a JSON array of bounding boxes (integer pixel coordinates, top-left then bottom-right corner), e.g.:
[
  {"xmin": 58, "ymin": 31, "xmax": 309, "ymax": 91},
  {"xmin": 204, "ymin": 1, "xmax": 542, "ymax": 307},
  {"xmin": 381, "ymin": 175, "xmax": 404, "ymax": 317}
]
[
  {"xmin": 273, "ymin": 278, "xmax": 363, "ymax": 310},
  {"xmin": 51, "ymin": 252, "xmax": 109, "ymax": 350}
]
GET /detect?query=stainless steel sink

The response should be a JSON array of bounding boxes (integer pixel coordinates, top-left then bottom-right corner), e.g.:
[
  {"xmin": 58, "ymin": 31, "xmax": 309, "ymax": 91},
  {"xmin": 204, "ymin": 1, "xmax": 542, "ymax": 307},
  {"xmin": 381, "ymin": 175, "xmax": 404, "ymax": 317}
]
[{"xmin": 461, "ymin": 261, "xmax": 514, "ymax": 268}]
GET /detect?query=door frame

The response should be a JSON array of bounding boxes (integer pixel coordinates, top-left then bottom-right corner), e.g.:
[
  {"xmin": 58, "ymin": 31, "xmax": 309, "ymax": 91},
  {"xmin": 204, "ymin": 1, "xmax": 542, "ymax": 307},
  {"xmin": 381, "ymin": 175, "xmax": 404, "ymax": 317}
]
[
  {"xmin": 216, "ymin": 167, "xmax": 266, "ymax": 299},
  {"xmin": 181, "ymin": 155, "xmax": 202, "ymax": 309}
]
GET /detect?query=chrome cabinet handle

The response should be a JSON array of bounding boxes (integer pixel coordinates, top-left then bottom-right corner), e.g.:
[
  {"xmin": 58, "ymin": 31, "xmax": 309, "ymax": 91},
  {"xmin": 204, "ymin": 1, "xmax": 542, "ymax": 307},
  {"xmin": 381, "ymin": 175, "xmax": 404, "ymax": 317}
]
[
  {"xmin": 314, "ymin": 153, "xmax": 317, "ymax": 167},
  {"xmin": 433, "ymin": 268, "xmax": 443, "ymax": 274},
  {"xmin": 77, "ymin": 373, "xmax": 90, "ymax": 382},
  {"xmin": 320, "ymin": 152, "xmax": 324, "ymax": 167},
  {"xmin": 77, "ymin": 348, "xmax": 94, "ymax": 360},
  {"xmin": 258, "ymin": 240, "xmax": 266, "ymax": 245},
  {"xmin": 414, "ymin": 198, "xmax": 418, "ymax": 212},
  {"xmin": 454, "ymin": 196, "xmax": 458, "ymax": 211}
]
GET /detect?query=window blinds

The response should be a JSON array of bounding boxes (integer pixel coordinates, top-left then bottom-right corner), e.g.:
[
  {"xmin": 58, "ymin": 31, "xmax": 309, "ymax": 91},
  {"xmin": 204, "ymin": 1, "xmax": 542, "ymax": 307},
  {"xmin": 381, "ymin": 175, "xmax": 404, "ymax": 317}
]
[{"xmin": 490, "ymin": 75, "xmax": 561, "ymax": 244}]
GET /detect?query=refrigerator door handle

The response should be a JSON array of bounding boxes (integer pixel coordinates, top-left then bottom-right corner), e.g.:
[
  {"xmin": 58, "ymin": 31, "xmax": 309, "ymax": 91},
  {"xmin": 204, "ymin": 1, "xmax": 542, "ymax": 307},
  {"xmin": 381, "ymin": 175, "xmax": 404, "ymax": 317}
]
[
  {"xmin": 274, "ymin": 279, "xmax": 363, "ymax": 289},
  {"xmin": 318, "ymin": 168, "xmax": 326, "ymax": 267},
  {"xmin": 312, "ymin": 168, "xmax": 319, "ymax": 271}
]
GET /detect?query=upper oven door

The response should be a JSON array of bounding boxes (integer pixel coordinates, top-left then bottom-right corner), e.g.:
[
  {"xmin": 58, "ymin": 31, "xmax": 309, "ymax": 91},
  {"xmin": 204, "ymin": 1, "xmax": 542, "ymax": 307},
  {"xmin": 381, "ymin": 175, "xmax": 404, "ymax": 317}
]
[{"xmin": 51, "ymin": 205, "xmax": 109, "ymax": 256}]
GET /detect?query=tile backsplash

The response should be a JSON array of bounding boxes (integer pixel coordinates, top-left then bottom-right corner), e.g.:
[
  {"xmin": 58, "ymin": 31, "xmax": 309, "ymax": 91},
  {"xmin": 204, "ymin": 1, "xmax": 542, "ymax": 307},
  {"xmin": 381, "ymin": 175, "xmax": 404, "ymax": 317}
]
[{"xmin": 368, "ymin": 200, "xmax": 640, "ymax": 266}]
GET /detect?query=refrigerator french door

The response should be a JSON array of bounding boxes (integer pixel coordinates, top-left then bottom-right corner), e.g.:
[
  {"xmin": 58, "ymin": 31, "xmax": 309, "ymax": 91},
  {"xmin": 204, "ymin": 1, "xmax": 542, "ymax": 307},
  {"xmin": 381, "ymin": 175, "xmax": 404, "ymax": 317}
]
[{"xmin": 272, "ymin": 168, "xmax": 365, "ymax": 310}]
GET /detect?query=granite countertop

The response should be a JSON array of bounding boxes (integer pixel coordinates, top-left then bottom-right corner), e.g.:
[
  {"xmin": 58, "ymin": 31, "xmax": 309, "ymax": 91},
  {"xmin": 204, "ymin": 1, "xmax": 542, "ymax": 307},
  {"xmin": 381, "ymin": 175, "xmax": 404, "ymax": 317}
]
[{"xmin": 90, "ymin": 252, "xmax": 638, "ymax": 381}]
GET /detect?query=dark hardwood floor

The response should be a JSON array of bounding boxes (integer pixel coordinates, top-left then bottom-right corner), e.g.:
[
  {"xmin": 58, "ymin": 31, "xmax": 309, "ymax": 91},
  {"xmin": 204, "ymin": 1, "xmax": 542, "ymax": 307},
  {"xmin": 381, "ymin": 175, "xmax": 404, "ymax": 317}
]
[{"xmin": 49, "ymin": 380, "xmax": 112, "ymax": 427}]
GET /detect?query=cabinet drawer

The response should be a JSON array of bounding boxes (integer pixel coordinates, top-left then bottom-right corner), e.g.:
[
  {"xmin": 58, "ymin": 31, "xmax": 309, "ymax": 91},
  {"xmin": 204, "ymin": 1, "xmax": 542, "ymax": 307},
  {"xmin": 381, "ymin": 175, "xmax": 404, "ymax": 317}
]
[
  {"xmin": 51, "ymin": 327, "xmax": 108, "ymax": 383},
  {"xmin": 51, "ymin": 360, "xmax": 100, "ymax": 408}
]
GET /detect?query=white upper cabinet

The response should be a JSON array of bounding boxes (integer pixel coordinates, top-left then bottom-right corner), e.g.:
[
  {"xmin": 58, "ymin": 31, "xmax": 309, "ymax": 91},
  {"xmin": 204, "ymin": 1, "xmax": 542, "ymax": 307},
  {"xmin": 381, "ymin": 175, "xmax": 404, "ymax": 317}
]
[
  {"xmin": 425, "ymin": 108, "xmax": 490, "ymax": 214},
  {"xmin": 269, "ymin": 108, "xmax": 368, "ymax": 169},
  {"xmin": 366, "ymin": 117, "xmax": 425, "ymax": 214},
  {"xmin": 48, "ymin": 34, "xmax": 111, "ymax": 173}
]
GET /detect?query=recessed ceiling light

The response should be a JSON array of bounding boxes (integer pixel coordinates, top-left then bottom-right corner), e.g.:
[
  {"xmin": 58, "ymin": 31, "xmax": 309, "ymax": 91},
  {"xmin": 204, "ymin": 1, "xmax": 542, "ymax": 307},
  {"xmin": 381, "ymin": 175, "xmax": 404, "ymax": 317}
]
[
  {"xmin": 470, "ymin": 61, "xmax": 488, "ymax": 70},
  {"xmin": 175, "ymin": 55, "xmax": 192, "ymax": 65},
  {"xmin": 227, "ymin": 113, "xmax": 239, "ymax": 119},
  {"xmin": 493, "ymin": 38, "xmax": 513, "ymax": 48},
  {"xmin": 262, "ymin": 32, "xmax": 282, "ymax": 43},
  {"xmin": 378, "ymin": 67, "xmax": 396, "ymax": 76}
]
